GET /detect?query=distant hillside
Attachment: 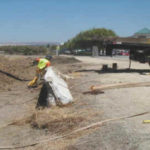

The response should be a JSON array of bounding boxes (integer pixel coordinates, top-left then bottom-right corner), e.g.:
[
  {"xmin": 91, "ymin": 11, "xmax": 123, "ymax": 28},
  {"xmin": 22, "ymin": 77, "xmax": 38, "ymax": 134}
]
[{"xmin": 0, "ymin": 42, "xmax": 60, "ymax": 46}]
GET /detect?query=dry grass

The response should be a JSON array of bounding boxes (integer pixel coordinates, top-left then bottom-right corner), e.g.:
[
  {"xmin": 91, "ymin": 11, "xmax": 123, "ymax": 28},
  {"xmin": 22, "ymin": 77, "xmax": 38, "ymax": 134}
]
[
  {"xmin": 10, "ymin": 107, "xmax": 85, "ymax": 133},
  {"xmin": 8, "ymin": 98, "xmax": 102, "ymax": 150},
  {"xmin": 10, "ymin": 104, "xmax": 101, "ymax": 135},
  {"xmin": 30, "ymin": 108, "xmax": 85, "ymax": 134}
]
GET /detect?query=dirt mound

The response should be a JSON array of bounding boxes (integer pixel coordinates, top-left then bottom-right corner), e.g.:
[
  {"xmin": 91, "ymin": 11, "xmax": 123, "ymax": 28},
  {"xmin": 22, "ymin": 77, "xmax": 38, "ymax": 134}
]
[
  {"xmin": 51, "ymin": 56, "xmax": 82, "ymax": 74},
  {"xmin": 0, "ymin": 55, "xmax": 35, "ymax": 90},
  {"xmin": 52, "ymin": 56, "xmax": 80, "ymax": 65},
  {"xmin": 0, "ymin": 55, "xmax": 80, "ymax": 91}
]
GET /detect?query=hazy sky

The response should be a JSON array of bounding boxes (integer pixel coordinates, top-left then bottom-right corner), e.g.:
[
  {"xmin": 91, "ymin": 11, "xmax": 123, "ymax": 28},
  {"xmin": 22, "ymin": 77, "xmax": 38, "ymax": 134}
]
[{"xmin": 0, "ymin": 0, "xmax": 150, "ymax": 42}]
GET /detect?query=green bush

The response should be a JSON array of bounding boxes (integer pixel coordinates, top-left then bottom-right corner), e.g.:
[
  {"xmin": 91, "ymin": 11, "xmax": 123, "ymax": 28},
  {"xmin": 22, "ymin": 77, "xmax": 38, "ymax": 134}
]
[{"xmin": 0, "ymin": 45, "xmax": 58, "ymax": 55}]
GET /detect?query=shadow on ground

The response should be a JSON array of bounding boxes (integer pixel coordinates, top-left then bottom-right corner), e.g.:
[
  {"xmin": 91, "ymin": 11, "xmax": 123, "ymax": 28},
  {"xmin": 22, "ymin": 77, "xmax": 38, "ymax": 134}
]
[{"xmin": 75, "ymin": 68, "xmax": 150, "ymax": 75}]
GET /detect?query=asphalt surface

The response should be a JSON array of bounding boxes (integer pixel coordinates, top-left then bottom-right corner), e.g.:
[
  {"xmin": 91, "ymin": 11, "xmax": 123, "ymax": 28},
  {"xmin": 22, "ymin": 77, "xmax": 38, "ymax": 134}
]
[{"xmin": 71, "ymin": 56, "xmax": 150, "ymax": 150}]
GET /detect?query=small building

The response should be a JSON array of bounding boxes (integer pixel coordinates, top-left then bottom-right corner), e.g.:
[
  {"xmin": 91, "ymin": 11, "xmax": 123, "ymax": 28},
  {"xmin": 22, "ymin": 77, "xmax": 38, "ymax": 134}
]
[{"xmin": 132, "ymin": 28, "xmax": 150, "ymax": 38}]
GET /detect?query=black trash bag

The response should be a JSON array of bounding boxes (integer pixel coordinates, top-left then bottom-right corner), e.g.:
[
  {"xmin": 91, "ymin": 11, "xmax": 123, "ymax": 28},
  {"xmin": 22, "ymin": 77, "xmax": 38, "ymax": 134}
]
[{"xmin": 36, "ymin": 82, "xmax": 55, "ymax": 108}]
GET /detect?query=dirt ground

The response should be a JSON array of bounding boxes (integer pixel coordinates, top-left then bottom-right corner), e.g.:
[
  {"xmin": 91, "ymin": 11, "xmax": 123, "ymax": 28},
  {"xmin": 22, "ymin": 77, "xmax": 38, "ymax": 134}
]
[{"xmin": 1, "ymin": 55, "xmax": 150, "ymax": 150}]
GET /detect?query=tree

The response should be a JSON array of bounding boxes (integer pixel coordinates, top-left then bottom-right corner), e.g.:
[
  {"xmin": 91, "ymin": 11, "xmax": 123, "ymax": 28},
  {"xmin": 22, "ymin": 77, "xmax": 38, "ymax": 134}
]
[{"xmin": 62, "ymin": 28, "xmax": 117, "ymax": 50}]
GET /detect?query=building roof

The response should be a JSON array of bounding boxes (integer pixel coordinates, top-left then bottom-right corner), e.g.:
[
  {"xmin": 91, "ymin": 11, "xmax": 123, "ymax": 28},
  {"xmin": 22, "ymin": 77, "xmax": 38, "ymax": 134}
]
[{"xmin": 135, "ymin": 28, "xmax": 150, "ymax": 35}]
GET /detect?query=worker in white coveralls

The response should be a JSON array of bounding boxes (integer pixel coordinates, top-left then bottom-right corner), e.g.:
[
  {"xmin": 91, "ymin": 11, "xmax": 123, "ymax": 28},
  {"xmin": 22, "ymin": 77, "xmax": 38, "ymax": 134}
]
[{"xmin": 28, "ymin": 55, "xmax": 52, "ymax": 87}]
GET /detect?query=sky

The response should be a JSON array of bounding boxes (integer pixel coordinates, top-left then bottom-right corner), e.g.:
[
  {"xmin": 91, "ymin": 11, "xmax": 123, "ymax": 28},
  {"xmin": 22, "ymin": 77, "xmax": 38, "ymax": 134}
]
[{"xmin": 0, "ymin": 0, "xmax": 150, "ymax": 43}]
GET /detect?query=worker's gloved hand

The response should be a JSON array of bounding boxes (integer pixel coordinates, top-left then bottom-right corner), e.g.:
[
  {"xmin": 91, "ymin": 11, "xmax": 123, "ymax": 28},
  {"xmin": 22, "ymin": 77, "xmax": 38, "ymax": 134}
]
[
  {"xmin": 28, "ymin": 81, "xmax": 35, "ymax": 87},
  {"xmin": 28, "ymin": 77, "xmax": 38, "ymax": 88}
]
